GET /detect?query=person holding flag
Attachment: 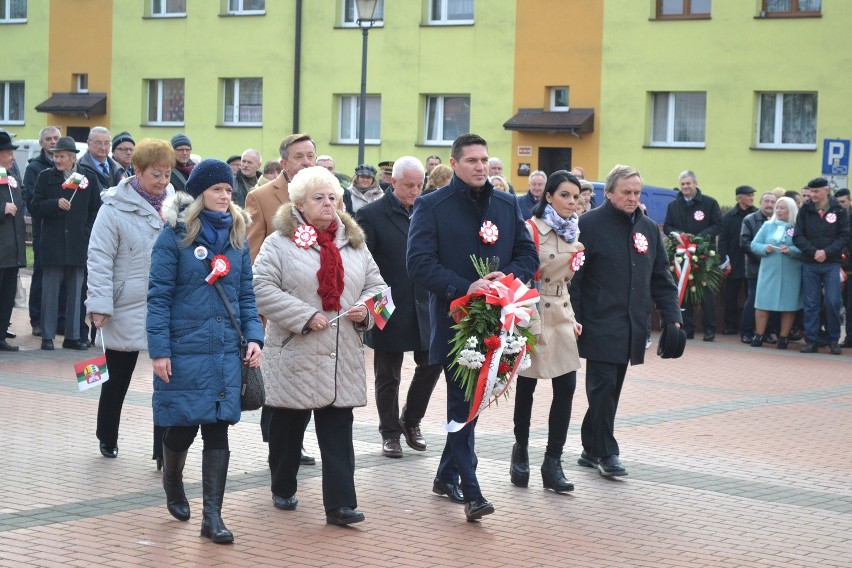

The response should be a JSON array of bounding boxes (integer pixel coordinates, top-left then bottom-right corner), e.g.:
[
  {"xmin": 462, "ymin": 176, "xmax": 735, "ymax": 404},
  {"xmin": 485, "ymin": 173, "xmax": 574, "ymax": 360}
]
[
  {"xmin": 355, "ymin": 156, "xmax": 442, "ymax": 460},
  {"xmin": 0, "ymin": 131, "xmax": 27, "ymax": 351}
]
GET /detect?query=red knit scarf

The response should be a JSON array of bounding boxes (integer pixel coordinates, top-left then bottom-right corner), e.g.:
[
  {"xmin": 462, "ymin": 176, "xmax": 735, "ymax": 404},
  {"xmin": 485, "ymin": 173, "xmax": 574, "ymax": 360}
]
[{"xmin": 314, "ymin": 220, "xmax": 344, "ymax": 311}]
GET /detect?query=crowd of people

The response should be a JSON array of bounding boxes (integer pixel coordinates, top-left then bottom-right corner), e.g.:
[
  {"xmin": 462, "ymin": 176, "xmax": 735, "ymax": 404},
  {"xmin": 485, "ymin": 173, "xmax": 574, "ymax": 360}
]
[{"xmin": 0, "ymin": 123, "xmax": 848, "ymax": 544}]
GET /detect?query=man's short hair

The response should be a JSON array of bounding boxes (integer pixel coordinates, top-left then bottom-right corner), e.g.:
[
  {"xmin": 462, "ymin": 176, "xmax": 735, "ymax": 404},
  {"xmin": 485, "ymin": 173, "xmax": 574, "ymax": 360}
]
[
  {"xmin": 451, "ymin": 133, "xmax": 487, "ymax": 161},
  {"xmin": 678, "ymin": 170, "xmax": 696, "ymax": 183},
  {"xmin": 316, "ymin": 155, "xmax": 334, "ymax": 164},
  {"xmin": 279, "ymin": 133, "xmax": 315, "ymax": 159},
  {"xmin": 488, "ymin": 157, "xmax": 502, "ymax": 166},
  {"xmin": 263, "ymin": 160, "xmax": 282, "ymax": 175},
  {"xmin": 426, "ymin": 154, "xmax": 442, "ymax": 163},
  {"xmin": 242, "ymin": 148, "xmax": 261, "ymax": 163},
  {"xmin": 834, "ymin": 187, "xmax": 850, "ymax": 198},
  {"xmin": 87, "ymin": 126, "xmax": 110, "ymax": 141},
  {"xmin": 605, "ymin": 164, "xmax": 642, "ymax": 193},
  {"xmin": 39, "ymin": 126, "xmax": 61, "ymax": 142},
  {"xmin": 392, "ymin": 156, "xmax": 425, "ymax": 179},
  {"xmin": 529, "ymin": 170, "xmax": 547, "ymax": 183}
]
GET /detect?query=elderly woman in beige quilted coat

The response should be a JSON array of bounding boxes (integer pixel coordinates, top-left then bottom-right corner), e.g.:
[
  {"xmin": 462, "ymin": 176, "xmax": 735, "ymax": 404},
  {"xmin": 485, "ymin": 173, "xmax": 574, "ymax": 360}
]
[{"xmin": 253, "ymin": 166, "xmax": 385, "ymax": 527}]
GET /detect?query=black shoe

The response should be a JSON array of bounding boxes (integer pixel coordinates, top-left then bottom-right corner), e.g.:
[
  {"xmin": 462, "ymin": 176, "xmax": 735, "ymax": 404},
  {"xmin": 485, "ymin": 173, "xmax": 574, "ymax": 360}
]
[
  {"xmin": 41, "ymin": 339, "xmax": 54, "ymax": 351},
  {"xmin": 741, "ymin": 334, "xmax": 754, "ymax": 344},
  {"xmin": 703, "ymin": 330, "xmax": 715, "ymax": 342},
  {"xmin": 62, "ymin": 338, "xmax": 89, "ymax": 350},
  {"xmin": 200, "ymin": 450, "xmax": 233, "ymax": 543},
  {"xmin": 763, "ymin": 333, "xmax": 777, "ymax": 345},
  {"xmin": 99, "ymin": 442, "xmax": 118, "ymax": 458},
  {"xmin": 750, "ymin": 336, "xmax": 763, "ymax": 348},
  {"xmin": 830, "ymin": 342, "xmax": 842, "ymax": 355},
  {"xmin": 31, "ymin": 324, "xmax": 42, "ymax": 337},
  {"xmin": 541, "ymin": 455, "xmax": 574, "ymax": 493},
  {"xmin": 272, "ymin": 495, "xmax": 298, "ymax": 510},
  {"xmin": 300, "ymin": 448, "xmax": 315, "ymax": 465},
  {"xmin": 510, "ymin": 443, "xmax": 530, "ymax": 487},
  {"xmin": 577, "ymin": 451, "xmax": 597, "ymax": 468},
  {"xmin": 382, "ymin": 438, "xmax": 403, "ymax": 458},
  {"xmin": 722, "ymin": 328, "xmax": 737, "ymax": 335},
  {"xmin": 432, "ymin": 478, "xmax": 464, "ymax": 503},
  {"xmin": 326, "ymin": 507, "xmax": 365, "ymax": 526},
  {"xmin": 399, "ymin": 418, "xmax": 427, "ymax": 451},
  {"xmin": 789, "ymin": 330, "xmax": 803, "ymax": 342},
  {"xmin": 597, "ymin": 455, "xmax": 628, "ymax": 477},
  {"xmin": 800, "ymin": 342, "xmax": 819, "ymax": 354},
  {"xmin": 5, "ymin": 331, "xmax": 15, "ymax": 339},
  {"xmin": 464, "ymin": 498, "xmax": 495, "ymax": 522},
  {"xmin": 777, "ymin": 337, "xmax": 788, "ymax": 350},
  {"xmin": 162, "ymin": 445, "xmax": 190, "ymax": 521},
  {"xmin": 0, "ymin": 340, "xmax": 19, "ymax": 352}
]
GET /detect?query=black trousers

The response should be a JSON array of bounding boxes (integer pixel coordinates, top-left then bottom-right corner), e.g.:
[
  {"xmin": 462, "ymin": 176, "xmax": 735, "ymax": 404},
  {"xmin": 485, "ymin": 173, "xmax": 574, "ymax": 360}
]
[
  {"xmin": 268, "ymin": 406, "xmax": 356, "ymax": 513},
  {"xmin": 96, "ymin": 349, "xmax": 139, "ymax": 447},
  {"xmin": 163, "ymin": 421, "xmax": 230, "ymax": 453},
  {"xmin": 513, "ymin": 372, "xmax": 576, "ymax": 458},
  {"xmin": 0, "ymin": 267, "xmax": 18, "ymax": 334},
  {"xmin": 28, "ymin": 234, "xmax": 43, "ymax": 325},
  {"xmin": 436, "ymin": 368, "xmax": 481, "ymax": 502},
  {"xmin": 260, "ymin": 405, "xmax": 310, "ymax": 445},
  {"xmin": 682, "ymin": 292, "xmax": 716, "ymax": 334},
  {"xmin": 723, "ymin": 277, "xmax": 746, "ymax": 330},
  {"xmin": 373, "ymin": 349, "xmax": 441, "ymax": 439},
  {"xmin": 580, "ymin": 360, "xmax": 628, "ymax": 458}
]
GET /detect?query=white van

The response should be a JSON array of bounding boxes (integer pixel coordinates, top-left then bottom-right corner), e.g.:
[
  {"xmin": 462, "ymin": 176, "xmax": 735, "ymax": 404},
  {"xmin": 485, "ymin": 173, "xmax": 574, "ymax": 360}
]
[{"xmin": 13, "ymin": 139, "xmax": 89, "ymax": 170}]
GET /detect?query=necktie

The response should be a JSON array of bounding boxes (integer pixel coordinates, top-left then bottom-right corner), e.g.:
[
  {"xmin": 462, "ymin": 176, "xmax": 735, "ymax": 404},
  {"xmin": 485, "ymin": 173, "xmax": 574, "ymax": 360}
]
[
  {"xmin": 100, "ymin": 162, "xmax": 109, "ymax": 177},
  {"xmin": 818, "ymin": 209, "xmax": 825, "ymax": 220}
]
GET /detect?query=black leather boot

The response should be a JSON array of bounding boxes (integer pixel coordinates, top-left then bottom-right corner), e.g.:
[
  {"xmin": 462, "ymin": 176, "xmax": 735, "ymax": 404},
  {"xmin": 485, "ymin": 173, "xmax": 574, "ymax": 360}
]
[
  {"xmin": 510, "ymin": 443, "xmax": 530, "ymax": 487},
  {"xmin": 200, "ymin": 450, "xmax": 234, "ymax": 544},
  {"xmin": 162, "ymin": 444, "xmax": 190, "ymax": 521},
  {"xmin": 541, "ymin": 455, "xmax": 574, "ymax": 493}
]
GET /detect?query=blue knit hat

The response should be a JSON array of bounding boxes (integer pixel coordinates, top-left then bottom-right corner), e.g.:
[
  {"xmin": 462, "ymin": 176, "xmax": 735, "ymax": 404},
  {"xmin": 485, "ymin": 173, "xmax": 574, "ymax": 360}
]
[
  {"xmin": 170, "ymin": 133, "xmax": 192, "ymax": 149},
  {"xmin": 185, "ymin": 158, "xmax": 234, "ymax": 199}
]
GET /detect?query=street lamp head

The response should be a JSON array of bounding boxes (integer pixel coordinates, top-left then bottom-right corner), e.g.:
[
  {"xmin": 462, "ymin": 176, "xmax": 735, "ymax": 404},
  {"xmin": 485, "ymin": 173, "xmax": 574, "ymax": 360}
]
[{"xmin": 356, "ymin": 0, "xmax": 381, "ymax": 25}]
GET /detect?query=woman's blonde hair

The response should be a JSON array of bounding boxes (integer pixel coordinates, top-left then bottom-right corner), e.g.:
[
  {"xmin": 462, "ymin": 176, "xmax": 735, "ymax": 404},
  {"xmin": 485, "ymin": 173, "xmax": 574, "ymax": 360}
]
[
  {"xmin": 426, "ymin": 164, "xmax": 453, "ymax": 190},
  {"xmin": 769, "ymin": 196, "xmax": 799, "ymax": 227},
  {"xmin": 180, "ymin": 197, "xmax": 248, "ymax": 250}
]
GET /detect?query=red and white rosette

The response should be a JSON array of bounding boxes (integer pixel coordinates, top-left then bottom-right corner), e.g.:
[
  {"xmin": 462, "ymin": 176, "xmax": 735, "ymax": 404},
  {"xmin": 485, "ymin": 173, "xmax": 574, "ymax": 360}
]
[
  {"xmin": 292, "ymin": 224, "xmax": 318, "ymax": 248},
  {"xmin": 826, "ymin": 212, "xmax": 837, "ymax": 224},
  {"xmin": 479, "ymin": 220, "xmax": 499, "ymax": 244},
  {"xmin": 205, "ymin": 254, "xmax": 231, "ymax": 285},
  {"xmin": 7, "ymin": 177, "xmax": 16, "ymax": 189},
  {"xmin": 633, "ymin": 232, "xmax": 649, "ymax": 254},
  {"xmin": 786, "ymin": 227, "xmax": 795, "ymax": 237},
  {"xmin": 569, "ymin": 250, "xmax": 585, "ymax": 272},
  {"xmin": 79, "ymin": 176, "xmax": 89, "ymax": 189},
  {"xmin": 693, "ymin": 210, "xmax": 705, "ymax": 221}
]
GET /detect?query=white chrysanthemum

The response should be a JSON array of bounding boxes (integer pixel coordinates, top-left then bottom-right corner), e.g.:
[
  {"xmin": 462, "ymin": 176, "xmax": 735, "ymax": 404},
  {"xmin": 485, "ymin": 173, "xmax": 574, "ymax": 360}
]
[
  {"xmin": 465, "ymin": 336, "xmax": 478, "ymax": 349},
  {"xmin": 518, "ymin": 353, "xmax": 532, "ymax": 371},
  {"xmin": 458, "ymin": 349, "xmax": 485, "ymax": 369}
]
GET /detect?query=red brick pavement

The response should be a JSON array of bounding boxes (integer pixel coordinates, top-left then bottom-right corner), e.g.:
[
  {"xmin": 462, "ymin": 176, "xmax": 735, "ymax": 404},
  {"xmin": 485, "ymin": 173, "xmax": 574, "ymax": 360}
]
[{"xmin": 1, "ymin": 278, "xmax": 850, "ymax": 567}]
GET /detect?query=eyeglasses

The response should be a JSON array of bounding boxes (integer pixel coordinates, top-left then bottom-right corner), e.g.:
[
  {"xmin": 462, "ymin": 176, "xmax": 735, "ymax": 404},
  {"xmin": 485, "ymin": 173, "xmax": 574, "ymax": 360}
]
[
  {"xmin": 114, "ymin": 146, "xmax": 134, "ymax": 153},
  {"xmin": 89, "ymin": 140, "xmax": 111, "ymax": 148}
]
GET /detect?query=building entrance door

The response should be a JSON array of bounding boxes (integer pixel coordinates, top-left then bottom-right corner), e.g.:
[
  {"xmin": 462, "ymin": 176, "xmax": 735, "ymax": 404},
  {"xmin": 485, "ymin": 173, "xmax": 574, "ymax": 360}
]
[{"xmin": 538, "ymin": 147, "xmax": 572, "ymax": 175}]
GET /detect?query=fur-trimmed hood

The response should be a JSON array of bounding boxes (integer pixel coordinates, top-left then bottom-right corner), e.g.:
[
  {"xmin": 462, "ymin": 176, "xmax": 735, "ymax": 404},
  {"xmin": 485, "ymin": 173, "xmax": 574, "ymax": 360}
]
[
  {"xmin": 161, "ymin": 191, "xmax": 252, "ymax": 229},
  {"xmin": 272, "ymin": 201, "xmax": 365, "ymax": 249}
]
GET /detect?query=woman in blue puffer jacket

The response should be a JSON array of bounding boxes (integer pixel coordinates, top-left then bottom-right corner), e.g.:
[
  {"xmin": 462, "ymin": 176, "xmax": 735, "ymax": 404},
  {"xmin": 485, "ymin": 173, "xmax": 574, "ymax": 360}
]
[{"xmin": 147, "ymin": 159, "xmax": 263, "ymax": 544}]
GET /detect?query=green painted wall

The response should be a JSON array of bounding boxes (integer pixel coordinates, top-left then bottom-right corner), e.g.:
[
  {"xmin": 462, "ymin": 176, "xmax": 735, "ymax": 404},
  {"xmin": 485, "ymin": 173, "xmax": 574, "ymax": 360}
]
[
  {"xmin": 1, "ymin": 2, "xmax": 50, "ymax": 138},
  {"xmin": 599, "ymin": 1, "xmax": 852, "ymax": 206}
]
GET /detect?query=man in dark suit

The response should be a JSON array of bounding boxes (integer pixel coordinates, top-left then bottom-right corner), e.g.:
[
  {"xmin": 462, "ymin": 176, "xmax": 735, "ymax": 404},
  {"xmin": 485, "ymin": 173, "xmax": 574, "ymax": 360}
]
[
  {"xmin": 355, "ymin": 157, "xmax": 442, "ymax": 460},
  {"xmin": 407, "ymin": 133, "xmax": 538, "ymax": 522},
  {"xmin": 571, "ymin": 164, "xmax": 682, "ymax": 478}
]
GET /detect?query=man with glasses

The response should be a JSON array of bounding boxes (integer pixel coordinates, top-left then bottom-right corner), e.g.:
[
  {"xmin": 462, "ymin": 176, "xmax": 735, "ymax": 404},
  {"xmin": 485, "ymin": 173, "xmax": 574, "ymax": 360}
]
[
  {"xmin": 169, "ymin": 133, "xmax": 196, "ymax": 193},
  {"xmin": 81, "ymin": 127, "xmax": 122, "ymax": 190},
  {"xmin": 110, "ymin": 132, "xmax": 135, "ymax": 180}
]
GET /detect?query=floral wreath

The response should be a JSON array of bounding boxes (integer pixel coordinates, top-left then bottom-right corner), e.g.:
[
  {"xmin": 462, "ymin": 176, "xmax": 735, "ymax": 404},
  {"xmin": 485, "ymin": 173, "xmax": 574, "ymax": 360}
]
[
  {"xmin": 292, "ymin": 224, "xmax": 318, "ymax": 248},
  {"xmin": 570, "ymin": 250, "xmax": 585, "ymax": 272},
  {"xmin": 479, "ymin": 221, "xmax": 499, "ymax": 244},
  {"xmin": 633, "ymin": 232, "xmax": 649, "ymax": 254},
  {"xmin": 665, "ymin": 232, "xmax": 722, "ymax": 306}
]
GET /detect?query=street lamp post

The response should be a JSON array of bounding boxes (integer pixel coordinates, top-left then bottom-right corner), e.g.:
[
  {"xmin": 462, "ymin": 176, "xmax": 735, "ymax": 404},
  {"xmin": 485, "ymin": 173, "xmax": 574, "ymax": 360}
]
[{"xmin": 356, "ymin": 0, "xmax": 380, "ymax": 166}]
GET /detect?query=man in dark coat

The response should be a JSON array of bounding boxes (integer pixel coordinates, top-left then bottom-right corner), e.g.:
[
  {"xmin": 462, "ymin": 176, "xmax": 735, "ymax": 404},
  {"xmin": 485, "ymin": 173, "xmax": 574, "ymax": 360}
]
[
  {"xmin": 739, "ymin": 192, "xmax": 777, "ymax": 343},
  {"xmin": 717, "ymin": 185, "xmax": 757, "ymax": 336},
  {"xmin": 356, "ymin": 156, "xmax": 442, "ymax": 459},
  {"xmin": 0, "ymin": 131, "xmax": 27, "ymax": 350},
  {"xmin": 79, "ymin": 126, "xmax": 123, "ymax": 190},
  {"xmin": 663, "ymin": 170, "xmax": 722, "ymax": 341},
  {"xmin": 571, "ymin": 165, "xmax": 682, "ymax": 478},
  {"xmin": 407, "ymin": 133, "xmax": 538, "ymax": 522},
  {"xmin": 793, "ymin": 177, "xmax": 850, "ymax": 354}
]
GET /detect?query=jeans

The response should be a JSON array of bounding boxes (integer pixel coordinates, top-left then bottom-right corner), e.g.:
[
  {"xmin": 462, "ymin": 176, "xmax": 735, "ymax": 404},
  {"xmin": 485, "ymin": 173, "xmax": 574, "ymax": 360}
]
[{"xmin": 802, "ymin": 262, "xmax": 842, "ymax": 344}]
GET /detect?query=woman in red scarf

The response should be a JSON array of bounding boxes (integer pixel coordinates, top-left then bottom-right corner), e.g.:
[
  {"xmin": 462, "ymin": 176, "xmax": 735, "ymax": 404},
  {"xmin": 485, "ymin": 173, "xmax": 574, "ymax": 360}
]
[{"xmin": 252, "ymin": 166, "xmax": 385, "ymax": 526}]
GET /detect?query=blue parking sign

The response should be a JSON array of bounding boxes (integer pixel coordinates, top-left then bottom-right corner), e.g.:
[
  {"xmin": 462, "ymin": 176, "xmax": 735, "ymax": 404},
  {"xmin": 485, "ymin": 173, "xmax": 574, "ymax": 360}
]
[{"xmin": 822, "ymin": 139, "xmax": 850, "ymax": 176}]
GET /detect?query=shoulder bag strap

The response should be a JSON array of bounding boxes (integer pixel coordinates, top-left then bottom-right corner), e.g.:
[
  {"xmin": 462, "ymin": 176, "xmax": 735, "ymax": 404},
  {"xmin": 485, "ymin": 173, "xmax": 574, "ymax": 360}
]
[
  {"xmin": 527, "ymin": 218, "xmax": 541, "ymax": 282},
  {"xmin": 203, "ymin": 256, "xmax": 247, "ymax": 349}
]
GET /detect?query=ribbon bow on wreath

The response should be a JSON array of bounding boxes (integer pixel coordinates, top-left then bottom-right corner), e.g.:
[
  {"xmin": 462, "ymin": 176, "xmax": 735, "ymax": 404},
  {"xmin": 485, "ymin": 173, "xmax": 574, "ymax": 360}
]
[
  {"xmin": 670, "ymin": 233, "xmax": 696, "ymax": 307},
  {"xmin": 666, "ymin": 232, "xmax": 722, "ymax": 307}
]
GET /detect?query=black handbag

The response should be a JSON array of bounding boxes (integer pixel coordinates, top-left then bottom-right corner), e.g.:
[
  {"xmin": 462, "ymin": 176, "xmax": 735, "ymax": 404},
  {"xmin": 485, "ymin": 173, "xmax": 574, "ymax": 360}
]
[{"xmin": 210, "ymin": 278, "xmax": 265, "ymax": 411}]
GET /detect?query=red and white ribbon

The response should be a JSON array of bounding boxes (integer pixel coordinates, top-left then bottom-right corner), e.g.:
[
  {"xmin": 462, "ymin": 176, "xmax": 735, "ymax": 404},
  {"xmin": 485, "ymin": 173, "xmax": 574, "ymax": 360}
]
[
  {"xmin": 479, "ymin": 220, "xmax": 499, "ymax": 244},
  {"xmin": 205, "ymin": 254, "xmax": 231, "ymax": 284},
  {"xmin": 292, "ymin": 224, "xmax": 318, "ymax": 248},
  {"xmin": 671, "ymin": 232, "xmax": 695, "ymax": 306}
]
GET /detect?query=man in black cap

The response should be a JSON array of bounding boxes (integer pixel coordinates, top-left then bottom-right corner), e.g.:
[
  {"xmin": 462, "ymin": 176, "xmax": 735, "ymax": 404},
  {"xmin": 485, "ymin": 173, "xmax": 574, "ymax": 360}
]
[
  {"xmin": 835, "ymin": 188, "xmax": 852, "ymax": 347},
  {"xmin": 110, "ymin": 132, "xmax": 135, "ymax": 179},
  {"xmin": 0, "ymin": 131, "xmax": 26, "ymax": 350},
  {"xmin": 170, "ymin": 133, "xmax": 195, "ymax": 193},
  {"xmin": 793, "ymin": 178, "xmax": 849, "ymax": 354},
  {"xmin": 226, "ymin": 155, "xmax": 241, "ymax": 178},
  {"xmin": 377, "ymin": 161, "xmax": 394, "ymax": 191},
  {"xmin": 663, "ymin": 170, "xmax": 723, "ymax": 341},
  {"xmin": 717, "ymin": 185, "xmax": 757, "ymax": 336}
]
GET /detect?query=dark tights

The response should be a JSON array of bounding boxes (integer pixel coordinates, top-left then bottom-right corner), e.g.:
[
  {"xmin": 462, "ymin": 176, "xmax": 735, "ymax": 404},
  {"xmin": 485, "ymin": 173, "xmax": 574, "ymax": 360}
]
[
  {"xmin": 163, "ymin": 421, "xmax": 230, "ymax": 453},
  {"xmin": 513, "ymin": 372, "xmax": 576, "ymax": 458}
]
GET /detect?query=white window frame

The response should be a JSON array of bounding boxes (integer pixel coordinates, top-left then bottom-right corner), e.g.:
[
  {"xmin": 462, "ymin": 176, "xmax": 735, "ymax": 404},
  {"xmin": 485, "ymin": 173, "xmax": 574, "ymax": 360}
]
[
  {"xmin": 146, "ymin": 79, "xmax": 184, "ymax": 126},
  {"xmin": 150, "ymin": 0, "xmax": 186, "ymax": 18},
  {"xmin": 756, "ymin": 92, "xmax": 817, "ymax": 150},
  {"xmin": 227, "ymin": 0, "xmax": 265, "ymax": 16},
  {"xmin": 424, "ymin": 94, "xmax": 470, "ymax": 145},
  {"xmin": 649, "ymin": 91, "xmax": 706, "ymax": 148},
  {"xmin": 428, "ymin": 0, "xmax": 475, "ymax": 25},
  {"xmin": 0, "ymin": 81, "xmax": 24, "ymax": 124},
  {"xmin": 75, "ymin": 73, "xmax": 88, "ymax": 94},
  {"xmin": 223, "ymin": 78, "xmax": 263, "ymax": 126},
  {"xmin": 338, "ymin": 95, "xmax": 381, "ymax": 144},
  {"xmin": 0, "ymin": 0, "xmax": 27, "ymax": 23},
  {"xmin": 341, "ymin": 0, "xmax": 384, "ymax": 27},
  {"xmin": 550, "ymin": 87, "xmax": 569, "ymax": 112}
]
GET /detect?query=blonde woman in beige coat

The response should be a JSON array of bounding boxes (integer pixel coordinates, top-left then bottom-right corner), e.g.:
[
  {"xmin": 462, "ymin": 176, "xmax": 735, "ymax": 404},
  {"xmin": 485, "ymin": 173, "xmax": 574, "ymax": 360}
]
[
  {"xmin": 252, "ymin": 166, "xmax": 385, "ymax": 526},
  {"xmin": 511, "ymin": 170, "xmax": 584, "ymax": 494}
]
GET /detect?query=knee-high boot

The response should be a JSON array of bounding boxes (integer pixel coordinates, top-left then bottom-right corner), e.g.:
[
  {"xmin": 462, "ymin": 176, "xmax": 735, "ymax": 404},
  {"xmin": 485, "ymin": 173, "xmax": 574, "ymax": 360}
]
[
  {"xmin": 162, "ymin": 444, "xmax": 190, "ymax": 521},
  {"xmin": 200, "ymin": 449, "xmax": 233, "ymax": 544}
]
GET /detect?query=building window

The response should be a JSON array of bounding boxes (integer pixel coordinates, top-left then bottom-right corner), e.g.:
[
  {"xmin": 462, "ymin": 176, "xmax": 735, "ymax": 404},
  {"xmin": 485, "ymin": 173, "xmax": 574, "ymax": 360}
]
[
  {"xmin": 0, "ymin": 81, "xmax": 24, "ymax": 124},
  {"xmin": 75, "ymin": 73, "xmax": 88, "ymax": 94},
  {"xmin": 656, "ymin": 0, "xmax": 711, "ymax": 19},
  {"xmin": 761, "ymin": 0, "xmax": 821, "ymax": 17},
  {"xmin": 151, "ymin": 0, "xmax": 186, "ymax": 17},
  {"xmin": 0, "ymin": 0, "xmax": 26, "ymax": 22},
  {"xmin": 424, "ymin": 95, "xmax": 470, "ymax": 144},
  {"xmin": 223, "ymin": 78, "xmax": 262, "ymax": 125},
  {"xmin": 338, "ymin": 95, "xmax": 381, "ymax": 144},
  {"xmin": 147, "ymin": 79, "xmax": 184, "ymax": 125},
  {"xmin": 227, "ymin": 0, "xmax": 265, "ymax": 15},
  {"xmin": 650, "ymin": 92, "xmax": 706, "ymax": 147},
  {"xmin": 429, "ymin": 0, "xmax": 474, "ymax": 25},
  {"xmin": 550, "ymin": 87, "xmax": 569, "ymax": 112},
  {"xmin": 757, "ymin": 92, "xmax": 817, "ymax": 149},
  {"xmin": 341, "ymin": 0, "xmax": 384, "ymax": 27}
]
